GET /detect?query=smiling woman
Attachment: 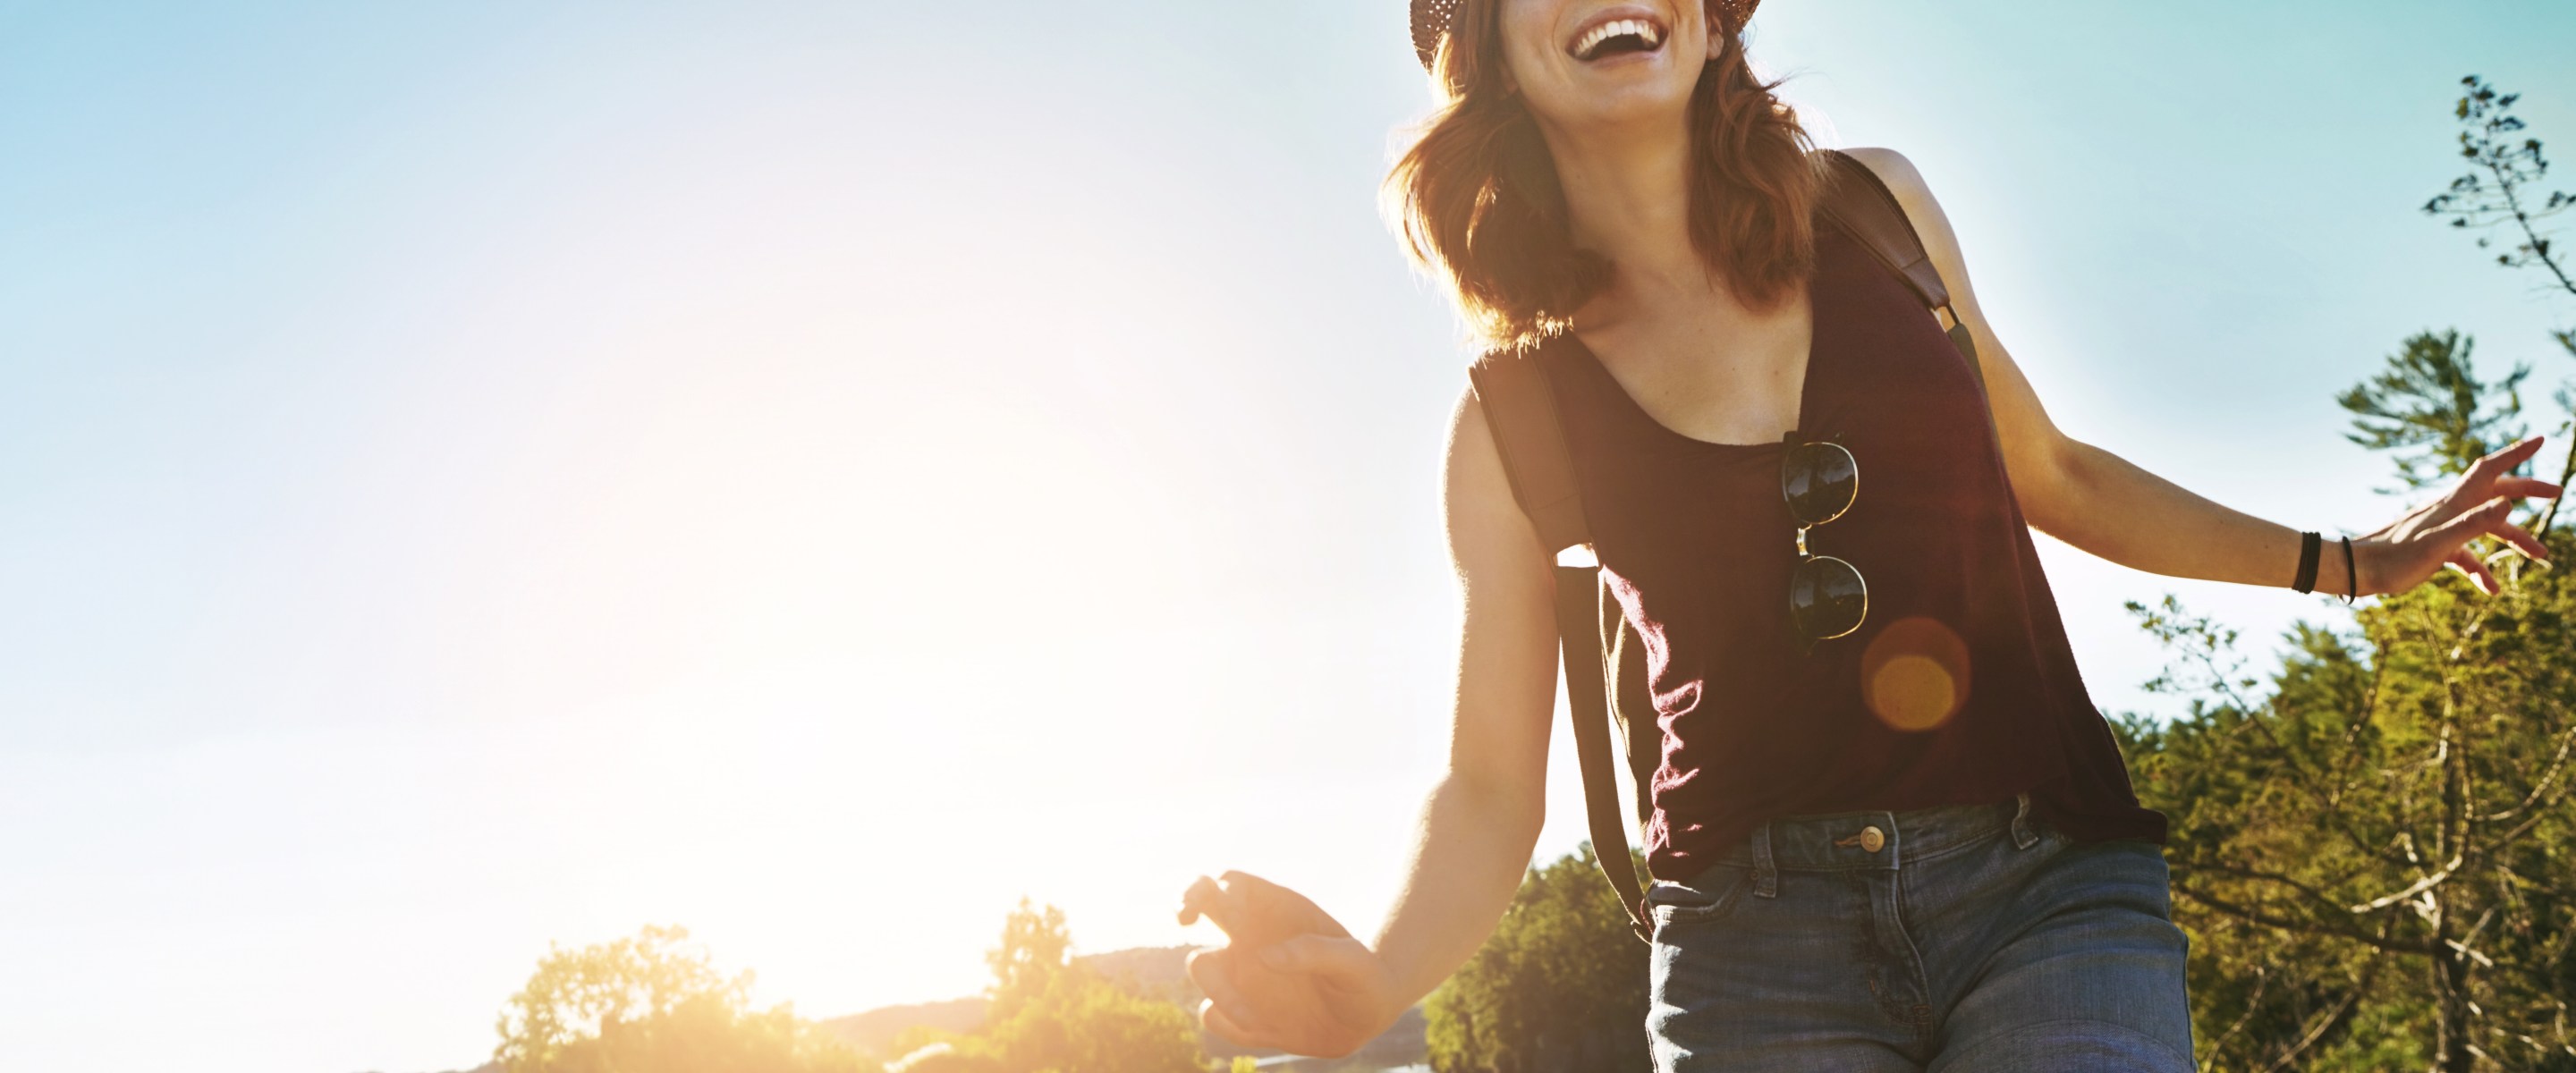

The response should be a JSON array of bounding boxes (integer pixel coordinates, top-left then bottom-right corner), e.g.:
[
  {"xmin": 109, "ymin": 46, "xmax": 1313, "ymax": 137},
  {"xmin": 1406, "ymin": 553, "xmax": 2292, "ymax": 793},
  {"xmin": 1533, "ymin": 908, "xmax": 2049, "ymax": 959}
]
[{"xmin": 1174, "ymin": 0, "xmax": 2563, "ymax": 1070}]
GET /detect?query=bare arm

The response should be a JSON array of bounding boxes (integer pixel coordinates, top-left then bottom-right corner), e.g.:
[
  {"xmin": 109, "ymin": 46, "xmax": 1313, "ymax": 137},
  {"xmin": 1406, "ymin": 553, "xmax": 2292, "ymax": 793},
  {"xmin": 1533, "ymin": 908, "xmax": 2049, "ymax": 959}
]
[
  {"xmin": 1372, "ymin": 388, "xmax": 1563, "ymax": 1003},
  {"xmin": 1180, "ymin": 388, "xmax": 1563, "ymax": 1057},
  {"xmin": 1844, "ymin": 148, "xmax": 2557, "ymax": 596}
]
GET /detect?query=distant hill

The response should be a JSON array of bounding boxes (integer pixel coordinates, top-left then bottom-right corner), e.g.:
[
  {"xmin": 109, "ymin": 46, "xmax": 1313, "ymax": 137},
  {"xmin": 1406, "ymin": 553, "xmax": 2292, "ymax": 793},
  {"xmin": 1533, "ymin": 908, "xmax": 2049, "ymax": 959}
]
[
  {"xmin": 817, "ymin": 994, "xmax": 988, "ymax": 1058},
  {"xmin": 818, "ymin": 944, "xmax": 1428, "ymax": 1072},
  {"xmin": 1079, "ymin": 943, "xmax": 1198, "ymax": 1001},
  {"xmin": 815, "ymin": 944, "xmax": 1200, "ymax": 1056}
]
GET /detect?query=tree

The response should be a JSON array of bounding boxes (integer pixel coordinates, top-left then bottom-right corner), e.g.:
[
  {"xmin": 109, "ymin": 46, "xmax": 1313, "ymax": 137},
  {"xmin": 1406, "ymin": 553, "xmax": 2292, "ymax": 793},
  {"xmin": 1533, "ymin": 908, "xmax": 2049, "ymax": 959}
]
[
  {"xmin": 2111, "ymin": 81, "xmax": 2576, "ymax": 1072},
  {"xmin": 1424, "ymin": 843, "xmax": 1650, "ymax": 1073},
  {"xmin": 896, "ymin": 900, "xmax": 1208, "ymax": 1073},
  {"xmin": 2426, "ymin": 76, "xmax": 2576, "ymax": 315},
  {"xmin": 2336, "ymin": 329, "xmax": 2528, "ymax": 490},
  {"xmin": 2128, "ymin": 334, "xmax": 2575, "ymax": 1072},
  {"xmin": 493, "ymin": 925, "xmax": 879, "ymax": 1073},
  {"xmin": 2119, "ymin": 560, "xmax": 2576, "ymax": 1072},
  {"xmin": 2148, "ymin": 370, "xmax": 2573, "ymax": 1073},
  {"xmin": 2124, "ymin": 526, "xmax": 2576, "ymax": 1070},
  {"xmin": 979, "ymin": 965, "xmax": 1208, "ymax": 1073},
  {"xmin": 985, "ymin": 899, "xmax": 1074, "ymax": 1021}
]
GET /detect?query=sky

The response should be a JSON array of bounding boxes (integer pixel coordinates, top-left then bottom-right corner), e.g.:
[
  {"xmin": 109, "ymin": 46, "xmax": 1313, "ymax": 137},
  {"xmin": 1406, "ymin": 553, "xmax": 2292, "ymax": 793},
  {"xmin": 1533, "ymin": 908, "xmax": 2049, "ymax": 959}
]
[{"xmin": 2, "ymin": 2, "xmax": 2572, "ymax": 1070}]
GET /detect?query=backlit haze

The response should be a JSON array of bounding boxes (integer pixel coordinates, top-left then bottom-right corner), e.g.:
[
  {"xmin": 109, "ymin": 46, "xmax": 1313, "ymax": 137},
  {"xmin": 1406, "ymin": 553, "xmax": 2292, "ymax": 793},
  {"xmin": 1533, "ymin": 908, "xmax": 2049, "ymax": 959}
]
[{"xmin": 4, "ymin": 3, "xmax": 2572, "ymax": 1070}]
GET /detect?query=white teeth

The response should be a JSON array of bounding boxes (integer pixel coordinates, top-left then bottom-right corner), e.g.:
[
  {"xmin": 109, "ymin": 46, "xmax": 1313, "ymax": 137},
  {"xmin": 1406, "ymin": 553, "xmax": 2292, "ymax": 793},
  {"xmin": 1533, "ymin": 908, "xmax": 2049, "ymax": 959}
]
[{"xmin": 1572, "ymin": 18, "xmax": 1664, "ymax": 60}]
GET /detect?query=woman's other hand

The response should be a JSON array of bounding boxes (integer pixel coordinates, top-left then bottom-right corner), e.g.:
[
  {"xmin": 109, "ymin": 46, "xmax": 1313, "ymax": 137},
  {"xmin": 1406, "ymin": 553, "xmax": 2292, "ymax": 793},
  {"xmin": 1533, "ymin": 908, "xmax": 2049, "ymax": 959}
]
[
  {"xmin": 2357, "ymin": 435, "xmax": 2563, "ymax": 597},
  {"xmin": 1177, "ymin": 871, "xmax": 1403, "ymax": 1059}
]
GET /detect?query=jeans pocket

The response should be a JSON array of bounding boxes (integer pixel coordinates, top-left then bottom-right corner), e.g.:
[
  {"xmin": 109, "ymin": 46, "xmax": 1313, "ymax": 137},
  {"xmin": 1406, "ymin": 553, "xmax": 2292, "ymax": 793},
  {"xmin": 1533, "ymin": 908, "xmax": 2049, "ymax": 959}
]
[{"xmin": 1647, "ymin": 864, "xmax": 1754, "ymax": 939}]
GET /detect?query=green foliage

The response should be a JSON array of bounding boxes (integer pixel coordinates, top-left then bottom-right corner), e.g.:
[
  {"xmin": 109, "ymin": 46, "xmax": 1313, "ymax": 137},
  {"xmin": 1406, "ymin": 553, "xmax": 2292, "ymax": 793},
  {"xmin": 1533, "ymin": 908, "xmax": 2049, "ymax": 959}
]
[
  {"xmin": 493, "ymin": 925, "xmax": 879, "ymax": 1073},
  {"xmin": 1425, "ymin": 842, "xmax": 1650, "ymax": 1073},
  {"xmin": 2127, "ymin": 160, "xmax": 2576, "ymax": 1061},
  {"xmin": 2336, "ymin": 330, "xmax": 2528, "ymax": 489},
  {"xmin": 975, "ymin": 962, "xmax": 1207, "ymax": 1073},
  {"xmin": 2117, "ymin": 83, "xmax": 2576, "ymax": 1068},
  {"xmin": 900, "ymin": 900, "xmax": 1207, "ymax": 1073},
  {"xmin": 2127, "ymin": 542, "xmax": 2576, "ymax": 1070}
]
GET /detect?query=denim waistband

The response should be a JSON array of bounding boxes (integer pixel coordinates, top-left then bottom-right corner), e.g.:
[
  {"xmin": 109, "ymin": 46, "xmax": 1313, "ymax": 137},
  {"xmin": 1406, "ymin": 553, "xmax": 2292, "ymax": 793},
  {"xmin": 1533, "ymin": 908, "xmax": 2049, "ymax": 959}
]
[{"xmin": 1701, "ymin": 794, "xmax": 2037, "ymax": 894}]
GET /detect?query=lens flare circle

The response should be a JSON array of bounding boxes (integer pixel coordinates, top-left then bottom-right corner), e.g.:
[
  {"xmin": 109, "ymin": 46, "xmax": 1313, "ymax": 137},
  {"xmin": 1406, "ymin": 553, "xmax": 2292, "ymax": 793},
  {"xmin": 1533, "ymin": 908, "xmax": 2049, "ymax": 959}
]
[{"xmin": 1860, "ymin": 615, "xmax": 1971, "ymax": 731}]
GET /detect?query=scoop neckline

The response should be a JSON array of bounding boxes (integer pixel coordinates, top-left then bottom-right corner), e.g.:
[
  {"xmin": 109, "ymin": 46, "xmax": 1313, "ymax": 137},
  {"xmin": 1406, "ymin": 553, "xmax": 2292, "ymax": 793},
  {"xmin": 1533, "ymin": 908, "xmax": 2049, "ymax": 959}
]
[{"xmin": 1558, "ymin": 288, "xmax": 1821, "ymax": 453}]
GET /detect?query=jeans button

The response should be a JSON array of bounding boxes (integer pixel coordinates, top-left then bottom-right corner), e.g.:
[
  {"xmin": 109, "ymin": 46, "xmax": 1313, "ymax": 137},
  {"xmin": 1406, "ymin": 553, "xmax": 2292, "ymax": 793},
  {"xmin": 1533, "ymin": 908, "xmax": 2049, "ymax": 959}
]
[{"xmin": 1859, "ymin": 825, "xmax": 1885, "ymax": 853}]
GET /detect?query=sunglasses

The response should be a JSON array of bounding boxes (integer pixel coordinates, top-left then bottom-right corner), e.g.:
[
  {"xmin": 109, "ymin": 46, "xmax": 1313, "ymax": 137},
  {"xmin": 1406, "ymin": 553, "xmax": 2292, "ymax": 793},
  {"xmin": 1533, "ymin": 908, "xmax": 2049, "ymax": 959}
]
[{"xmin": 1781, "ymin": 437, "xmax": 1867, "ymax": 645}]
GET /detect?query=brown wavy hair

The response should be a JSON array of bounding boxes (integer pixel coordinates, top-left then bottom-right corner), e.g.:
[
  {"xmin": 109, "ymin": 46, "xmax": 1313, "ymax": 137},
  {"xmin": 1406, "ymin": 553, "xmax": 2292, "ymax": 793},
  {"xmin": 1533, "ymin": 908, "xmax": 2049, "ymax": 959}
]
[{"xmin": 1385, "ymin": 1, "xmax": 1820, "ymax": 351}]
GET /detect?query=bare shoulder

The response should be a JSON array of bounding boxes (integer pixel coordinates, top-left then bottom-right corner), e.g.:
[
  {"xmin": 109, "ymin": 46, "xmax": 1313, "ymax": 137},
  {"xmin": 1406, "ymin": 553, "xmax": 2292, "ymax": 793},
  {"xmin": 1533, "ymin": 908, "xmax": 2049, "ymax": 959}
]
[
  {"xmin": 1442, "ymin": 384, "xmax": 1551, "ymax": 589},
  {"xmin": 1443, "ymin": 384, "xmax": 1518, "ymax": 548}
]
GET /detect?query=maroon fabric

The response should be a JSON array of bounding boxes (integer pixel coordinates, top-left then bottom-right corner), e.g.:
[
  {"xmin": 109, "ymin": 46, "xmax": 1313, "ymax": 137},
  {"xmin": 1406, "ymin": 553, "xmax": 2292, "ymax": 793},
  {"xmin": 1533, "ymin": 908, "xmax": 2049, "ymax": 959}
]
[{"xmin": 1540, "ymin": 224, "xmax": 2166, "ymax": 883}]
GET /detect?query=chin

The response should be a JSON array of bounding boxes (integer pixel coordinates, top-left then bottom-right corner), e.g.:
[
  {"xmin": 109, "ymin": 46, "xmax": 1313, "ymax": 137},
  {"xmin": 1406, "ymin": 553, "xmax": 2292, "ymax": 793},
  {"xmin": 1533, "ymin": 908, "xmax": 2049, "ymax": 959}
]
[{"xmin": 1542, "ymin": 79, "xmax": 1696, "ymax": 133}]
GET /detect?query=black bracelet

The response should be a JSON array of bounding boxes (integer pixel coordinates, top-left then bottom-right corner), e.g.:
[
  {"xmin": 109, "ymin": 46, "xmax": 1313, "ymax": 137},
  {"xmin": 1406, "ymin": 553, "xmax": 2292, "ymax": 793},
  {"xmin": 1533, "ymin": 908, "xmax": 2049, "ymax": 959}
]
[
  {"xmin": 2341, "ymin": 535, "xmax": 2358, "ymax": 605},
  {"xmin": 2292, "ymin": 530, "xmax": 2321, "ymax": 594}
]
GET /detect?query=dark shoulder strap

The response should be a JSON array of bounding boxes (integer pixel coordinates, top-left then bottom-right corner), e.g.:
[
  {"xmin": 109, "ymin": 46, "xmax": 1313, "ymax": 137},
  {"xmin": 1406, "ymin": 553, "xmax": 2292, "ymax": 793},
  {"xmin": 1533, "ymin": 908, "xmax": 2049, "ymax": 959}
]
[
  {"xmin": 1814, "ymin": 148, "xmax": 1987, "ymax": 392},
  {"xmin": 1816, "ymin": 148, "xmax": 1950, "ymax": 309},
  {"xmin": 1554, "ymin": 560, "xmax": 1653, "ymax": 942}
]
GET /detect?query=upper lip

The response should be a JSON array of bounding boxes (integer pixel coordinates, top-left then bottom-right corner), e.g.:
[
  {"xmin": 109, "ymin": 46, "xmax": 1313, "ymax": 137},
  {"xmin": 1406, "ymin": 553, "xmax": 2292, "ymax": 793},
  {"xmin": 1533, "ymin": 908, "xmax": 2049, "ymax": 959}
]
[{"xmin": 1563, "ymin": 5, "xmax": 1668, "ymax": 59}]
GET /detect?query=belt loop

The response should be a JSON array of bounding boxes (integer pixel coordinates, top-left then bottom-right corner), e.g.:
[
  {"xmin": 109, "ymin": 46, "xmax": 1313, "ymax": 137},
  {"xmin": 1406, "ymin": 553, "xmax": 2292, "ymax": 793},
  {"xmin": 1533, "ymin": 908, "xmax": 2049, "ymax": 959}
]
[
  {"xmin": 1752, "ymin": 823, "xmax": 1779, "ymax": 899},
  {"xmin": 2010, "ymin": 792, "xmax": 2038, "ymax": 849}
]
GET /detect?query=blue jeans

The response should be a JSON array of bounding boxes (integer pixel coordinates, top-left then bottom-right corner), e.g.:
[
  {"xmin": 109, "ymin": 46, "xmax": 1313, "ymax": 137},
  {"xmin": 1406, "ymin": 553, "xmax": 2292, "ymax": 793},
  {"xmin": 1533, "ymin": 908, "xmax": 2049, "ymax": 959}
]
[{"xmin": 1645, "ymin": 796, "xmax": 2193, "ymax": 1071}]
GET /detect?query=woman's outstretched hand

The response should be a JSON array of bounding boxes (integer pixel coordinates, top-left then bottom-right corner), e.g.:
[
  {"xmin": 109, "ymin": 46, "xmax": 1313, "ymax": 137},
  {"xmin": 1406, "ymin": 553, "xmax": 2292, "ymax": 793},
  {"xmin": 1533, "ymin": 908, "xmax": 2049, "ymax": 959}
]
[
  {"xmin": 2357, "ymin": 435, "xmax": 2562, "ymax": 597},
  {"xmin": 1178, "ymin": 871, "xmax": 1403, "ymax": 1059}
]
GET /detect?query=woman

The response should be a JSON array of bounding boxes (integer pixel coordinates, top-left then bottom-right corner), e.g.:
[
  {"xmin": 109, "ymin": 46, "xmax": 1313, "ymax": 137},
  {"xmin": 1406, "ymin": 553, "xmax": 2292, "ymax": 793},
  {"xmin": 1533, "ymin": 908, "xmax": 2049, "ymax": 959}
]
[{"xmin": 1177, "ymin": 1, "xmax": 2560, "ymax": 1069}]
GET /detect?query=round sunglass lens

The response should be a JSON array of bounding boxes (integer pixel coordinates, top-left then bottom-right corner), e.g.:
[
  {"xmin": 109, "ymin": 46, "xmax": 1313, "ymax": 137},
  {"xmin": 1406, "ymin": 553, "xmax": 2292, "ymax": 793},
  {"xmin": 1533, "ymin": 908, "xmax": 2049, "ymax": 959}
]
[
  {"xmin": 1790, "ymin": 554, "xmax": 1868, "ymax": 641},
  {"xmin": 1781, "ymin": 442, "xmax": 1858, "ymax": 528}
]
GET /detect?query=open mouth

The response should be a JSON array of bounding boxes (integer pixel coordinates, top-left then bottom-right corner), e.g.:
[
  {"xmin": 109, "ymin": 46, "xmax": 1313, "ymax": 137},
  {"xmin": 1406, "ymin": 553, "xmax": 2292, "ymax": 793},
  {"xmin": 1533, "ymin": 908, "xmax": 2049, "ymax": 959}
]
[{"xmin": 1566, "ymin": 15, "xmax": 1666, "ymax": 62}]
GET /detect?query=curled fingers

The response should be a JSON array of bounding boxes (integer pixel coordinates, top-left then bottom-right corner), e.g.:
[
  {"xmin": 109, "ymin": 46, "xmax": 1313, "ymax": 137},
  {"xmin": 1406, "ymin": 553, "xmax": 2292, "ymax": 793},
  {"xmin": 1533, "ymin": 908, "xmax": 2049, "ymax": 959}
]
[{"xmin": 1185, "ymin": 947, "xmax": 1279, "ymax": 1047}]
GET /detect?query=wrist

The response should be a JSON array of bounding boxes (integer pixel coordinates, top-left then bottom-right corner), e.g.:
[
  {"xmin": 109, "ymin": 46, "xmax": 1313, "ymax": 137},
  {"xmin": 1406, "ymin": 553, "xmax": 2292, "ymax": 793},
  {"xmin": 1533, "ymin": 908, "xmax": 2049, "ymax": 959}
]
[
  {"xmin": 2343, "ymin": 536, "xmax": 2375, "ymax": 599},
  {"xmin": 1372, "ymin": 937, "xmax": 1449, "ymax": 1016},
  {"xmin": 2290, "ymin": 529, "xmax": 2324, "ymax": 594},
  {"xmin": 2292, "ymin": 529, "xmax": 2368, "ymax": 600},
  {"xmin": 2319, "ymin": 535, "xmax": 2366, "ymax": 600}
]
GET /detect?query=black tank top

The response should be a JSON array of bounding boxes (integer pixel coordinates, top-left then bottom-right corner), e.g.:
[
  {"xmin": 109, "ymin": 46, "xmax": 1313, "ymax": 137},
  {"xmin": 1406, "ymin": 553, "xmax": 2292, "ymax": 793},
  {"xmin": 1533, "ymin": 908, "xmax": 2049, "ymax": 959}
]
[{"xmin": 1540, "ymin": 222, "xmax": 2166, "ymax": 882}]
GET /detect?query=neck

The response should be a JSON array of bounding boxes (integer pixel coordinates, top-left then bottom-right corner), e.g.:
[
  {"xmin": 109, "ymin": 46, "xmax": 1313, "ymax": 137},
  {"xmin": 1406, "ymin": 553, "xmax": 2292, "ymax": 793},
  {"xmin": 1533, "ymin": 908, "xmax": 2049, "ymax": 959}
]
[{"xmin": 1541, "ymin": 111, "xmax": 1712, "ymax": 324}]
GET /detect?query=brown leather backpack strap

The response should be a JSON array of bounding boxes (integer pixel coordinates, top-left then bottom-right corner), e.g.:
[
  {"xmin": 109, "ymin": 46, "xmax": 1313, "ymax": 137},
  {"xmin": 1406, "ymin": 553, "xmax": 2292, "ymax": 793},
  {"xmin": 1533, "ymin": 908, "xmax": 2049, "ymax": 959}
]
[
  {"xmin": 1467, "ymin": 343, "xmax": 1654, "ymax": 943},
  {"xmin": 1815, "ymin": 148, "xmax": 1988, "ymax": 395},
  {"xmin": 1818, "ymin": 148, "xmax": 1949, "ymax": 310},
  {"xmin": 1558, "ymin": 563, "xmax": 1654, "ymax": 943}
]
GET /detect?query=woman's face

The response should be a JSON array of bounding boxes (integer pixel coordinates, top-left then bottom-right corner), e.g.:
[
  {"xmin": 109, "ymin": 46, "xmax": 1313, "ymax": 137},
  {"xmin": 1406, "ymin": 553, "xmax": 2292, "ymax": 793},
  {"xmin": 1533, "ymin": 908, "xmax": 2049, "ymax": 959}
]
[{"xmin": 1495, "ymin": 0, "xmax": 1716, "ymax": 135}]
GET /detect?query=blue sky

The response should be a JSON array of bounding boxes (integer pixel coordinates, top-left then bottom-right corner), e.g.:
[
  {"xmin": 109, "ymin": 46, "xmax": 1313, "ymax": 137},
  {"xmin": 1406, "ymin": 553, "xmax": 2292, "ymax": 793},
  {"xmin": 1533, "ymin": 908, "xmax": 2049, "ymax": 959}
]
[{"xmin": 3, "ymin": 3, "xmax": 2572, "ymax": 1070}]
